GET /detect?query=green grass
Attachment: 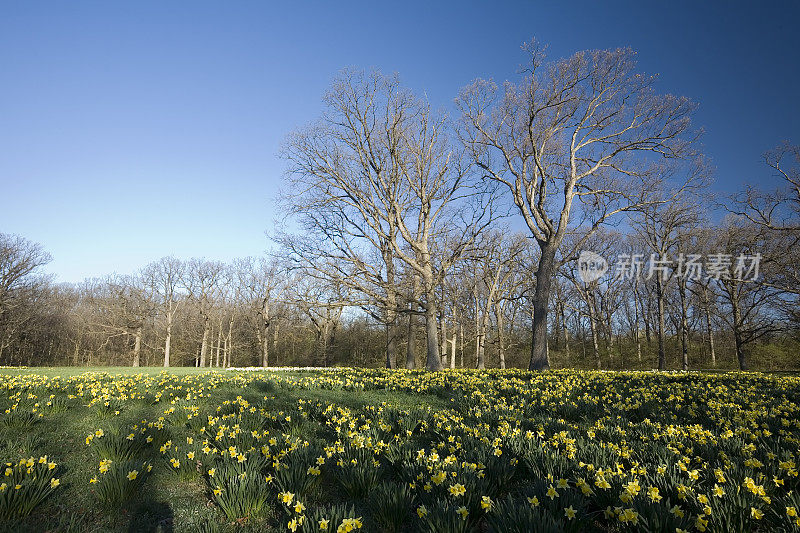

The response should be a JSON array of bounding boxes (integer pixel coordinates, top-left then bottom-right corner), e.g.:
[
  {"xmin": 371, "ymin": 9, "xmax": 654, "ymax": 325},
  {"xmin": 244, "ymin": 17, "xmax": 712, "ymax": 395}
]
[
  {"xmin": 0, "ymin": 366, "xmax": 222, "ymax": 377},
  {"xmin": 0, "ymin": 367, "xmax": 798, "ymax": 532},
  {"xmin": 0, "ymin": 367, "xmax": 450, "ymax": 531}
]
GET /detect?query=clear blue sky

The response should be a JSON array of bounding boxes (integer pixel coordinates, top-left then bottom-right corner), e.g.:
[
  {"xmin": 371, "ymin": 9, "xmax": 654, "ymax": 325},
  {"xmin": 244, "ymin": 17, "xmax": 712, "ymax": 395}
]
[{"xmin": 1, "ymin": 0, "xmax": 798, "ymax": 283}]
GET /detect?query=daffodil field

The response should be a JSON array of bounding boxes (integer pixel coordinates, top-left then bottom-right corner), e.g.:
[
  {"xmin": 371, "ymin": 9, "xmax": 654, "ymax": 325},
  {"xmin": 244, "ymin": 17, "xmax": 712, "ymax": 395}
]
[{"xmin": 0, "ymin": 368, "xmax": 799, "ymax": 532}]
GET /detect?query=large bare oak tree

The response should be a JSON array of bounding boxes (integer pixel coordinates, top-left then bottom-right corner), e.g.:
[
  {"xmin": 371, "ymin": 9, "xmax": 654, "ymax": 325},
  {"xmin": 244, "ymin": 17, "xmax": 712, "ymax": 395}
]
[{"xmin": 457, "ymin": 42, "xmax": 698, "ymax": 370}]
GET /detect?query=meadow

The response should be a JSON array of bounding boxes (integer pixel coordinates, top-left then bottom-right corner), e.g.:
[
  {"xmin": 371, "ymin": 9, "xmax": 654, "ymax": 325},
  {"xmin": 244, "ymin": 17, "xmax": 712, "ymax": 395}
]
[{"xmin": 0, "ymin": 367, "xmax": 798, "ymax": 532}]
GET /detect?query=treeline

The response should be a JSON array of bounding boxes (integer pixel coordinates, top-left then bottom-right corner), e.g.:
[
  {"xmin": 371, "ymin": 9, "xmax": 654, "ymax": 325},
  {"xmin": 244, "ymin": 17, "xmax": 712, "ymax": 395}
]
[
  {"xmin": 1, "ymin": 40, "xmax": 798, "ymax": 370},
  {"xmin": 0, "ymin": 248, "xmax": 391, "ymax": 368},
  {"xmin": 1, "ymin": 208, "xmax": 797, "ymax": 371}
]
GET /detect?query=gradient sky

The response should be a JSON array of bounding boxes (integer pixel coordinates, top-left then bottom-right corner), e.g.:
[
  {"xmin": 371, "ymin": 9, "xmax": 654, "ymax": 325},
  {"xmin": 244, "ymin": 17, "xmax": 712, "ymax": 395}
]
[{"xmin": 1, "ymin": 1, "xmax": 798, "ymax": 283}]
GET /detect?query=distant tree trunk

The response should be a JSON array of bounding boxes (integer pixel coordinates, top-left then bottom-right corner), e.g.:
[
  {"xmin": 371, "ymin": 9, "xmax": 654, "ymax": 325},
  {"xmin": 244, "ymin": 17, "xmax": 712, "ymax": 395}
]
[
  {"xmin": 215, "ymin": 319, "xmax": 223, "ymax": 367},
  {"xmin": 199, "ymin": 316, "xmax": 210, "ymax": 367},
  {"xmin": 561, "ymin": 303, "xmax": 570, "ymax": 359},
  {"xmin": 707, "ymin": 314, "xmax": 716, "ymax": 367},
  {"xmin": 634, "ymin": 308, "xmax": 642, "ymax": 363},
  {"xmin": 261, "ymin": 326, "xmax": 270, "ymax": 368},
  {"xmin": 679, "ymin": 279, "xmax": 689, "ymax": 371},
  {"xmin": 656, "ymin": 276, "xmax": 666, "ymax": 370},
  {"xmin": 226, "ymin": 314, "xmax": 234, "ymax": 367},
  {"xmin": 496, "ymin": 303, "xmax": 506, "ymax": 369},
  {"xmin": 385, "ymin": 316, "xmax": 397, "ymax": 369},
  {"xmin": 730, "ymin": 286, "xmax": 748, "ymax": 370},
  {"xmin": 588, "ymin": 295, "xmax": 601, "ymax": 369},
  {"xmin": 605, "ymin": 307, "xmax": 614, "ymax": 363},
  {"xmin": 406, "ymin": 307, "xmax": 416, "ymax": 369},
  {"xmin": 642, "ymin": 293, "xmax": 652, "ymax": 346},
  {"xmin": 460, "ymin": 322, "xmax": 464, "ymax": 368},
  {"xmin": 272, "ymin": 322, "xmax": 280, "ymax": 367},
  {"xmin": 164, "ymin": 312, "xmax": 173, "ymax": 367},
  {"xmin": 702, "ymin": 286, "xmax": 716, "ymax": 367},
  {"xmin": 449, "ymin": 333, "xmax": 456, "ymax": 369},
  {"xmin": 261, "ymin": 299, "xmax": 271, "ymax": 367},
  {"xmin": 132, "ymin": 326, "xmax": 142, "ymax": 367},
  {"xmin": 440, "ymin": 313, "xmax": 448, "ymax": 368},
  {"xmin": 474, "ymin": 291, "xmax": 481, "ymax": 367},
  {"xmin": 553, "ymin": 300, "xmax": 561, "ymax": 351}
]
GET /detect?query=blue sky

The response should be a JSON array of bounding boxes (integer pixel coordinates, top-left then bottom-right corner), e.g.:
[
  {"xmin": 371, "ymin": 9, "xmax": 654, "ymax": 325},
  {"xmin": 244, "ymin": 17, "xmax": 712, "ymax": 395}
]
[{"xmin": 1, "ymin": 0, "xmax": 798, "ymax": 283}]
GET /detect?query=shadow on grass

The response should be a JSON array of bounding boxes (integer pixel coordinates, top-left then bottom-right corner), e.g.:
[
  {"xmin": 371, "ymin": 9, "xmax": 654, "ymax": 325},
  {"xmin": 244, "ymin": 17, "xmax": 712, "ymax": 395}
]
[{"xmin": 126, "ymin": 500, "xmax": 174, "ymax": 533}]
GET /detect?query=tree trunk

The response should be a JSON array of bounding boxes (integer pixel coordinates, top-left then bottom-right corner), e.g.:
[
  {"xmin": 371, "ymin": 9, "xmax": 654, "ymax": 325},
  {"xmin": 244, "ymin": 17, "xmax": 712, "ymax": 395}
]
[
  {"xmin": 199, "ymin": 316, "xmax": 210, "ymax": 367},
  {"xmin": 679, "ymin": 279, "xmax": 689, "ymax": 371},
  {"xmin": 730, "ymin": 287, "xmax": 748, "ymax": 370},
  {"xmin": 261, "ymin": 300, "xmax": 271, "ymax": 367},
  {"xmin": 460, "ymin": 322, "xmax": 464, "ymax": 368},
  {"xmin": 132, "ymin": 326, "xmax": 142, "ymax": 367},
  {"xmin": 226, "ymin": 315, "xmax": 234, "ymax": 367},
  {"xmin": 707, "ymin": 313, "xmax": 716, "ymax": 367},
  {"xmin": 474, "ymin": 292, "xmax": 481, "ymax": 367},
  {"xmin": 272, "ymin": 322, "xmax": 280, "ymax": 366},
  {"xmin": 385, "ymin": 247, "xmax": 398, "ymax": 369},
  {"xmin": 656, "ymin": 277, "xmax": 666, "ymax": 370},
  {"xmin": 262, "ymin": 321, "xmax": 270, "ymax": 367},
  {"xmin": 164, "ymin": 312, "xmax": 173, "ymax": 367},
  {"xmin": 634, "ymin": 311, "xmax": 642, "ymax": 363},
  {"xmin": 702, "ymin": 286, "xmax": 716, "ymax": 367},
  {"xmin": 406, "ymin": 305, "xmax": 416, "ymax": 369},
  {"xmin": 215, "ymin": 321, "xmax": 223, "ymax": 367},
  {"xmin": 476, "ymin": 335, "xmax": 485, "ymax": 369},
  {"xmin": 406, "ymin": 274, "xmax": 419, "ymax": 369},
  {"xmin": 529, "ymin": 245, "xmax": 554, "ymax": 370},
  {"xmin": 588, "ymin": 296, "xmax": 601, "ymax": 369},
  {"xmin": 553, "ymin": 300, "xmax": 561, "ymax": 351},
  {"xmin": 496, "ymin": 304, "xmax": 506, "ymax": 369},
  {"xmin": 385, "ymin": 314, "xmax": 397, "ymax": 369},
  {"xmin": 424, "ymin": 286, "xmax": 442, "ymax": 370},
  {"xmin": 642, "ymin": 293, "xmax": 652, "ymax": 346},
  {"xmin": 605, "ymin": 308, "xmax": 614, "ymax": 363},
  {"xmin": 561, "ymin": 303, "xmax": 570, "ymax": 359},
  {"xmin": 476, "ymin": 302, "xmax": 491, "ymax": 369},
  {"xmin": 440, "ymin": 312, "xmax": 447, "ymax": 368},
  {"xmin": 326, "ymin": 320, "xmax": 338, "ymax": 367}
]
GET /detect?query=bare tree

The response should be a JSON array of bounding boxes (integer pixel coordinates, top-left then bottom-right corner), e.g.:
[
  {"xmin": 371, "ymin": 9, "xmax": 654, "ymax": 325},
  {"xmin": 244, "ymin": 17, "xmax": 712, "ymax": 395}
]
[
  {"xmin": 185, "ymin": 259, "xmax": 224, "ymax": 367},
  {"xmin": 235, "ymin": 256, "xmax": 286, "ymax": 367},
  {"xmin": 85, "ymin": 274, "xmax": 154, "ymax": 366},
  {"xmin": 280, "ymin": 70, "xmax": 418, "ymax": 369},
  {"xmin": 457, "ymin": 41, "xmax": 697, "ymax": 370},
  {"xmin": 0, "ymin": 233, "xmax": 51, "ymax": 326},
  {"xmin": 728, "ymin": 143, "xmax": 800, "ymax": 324},
  {"xmin": 633, "ymin": 199, "xmax": 701, "ymax": 370},
  {"xmin": 282, "ymin": 69, "xmax": 494, "ymax": 370},
  {"xmin": 142, "ymin": 257, "xmax": 184, "ymax": 367},
  {"xmin": 288, "ymin": 272, "xmax": 348, "ymax": 367},
  {"xmin": 0, "ymin": 234, "xmax": 52, "ymax": 363},
  {"xmin": 711, "ymin": 219, "xmax": 781, "ymax": 370},
  {"xmin": 561, "ymin": 230, "xmax": 623, "ymax": 369},
  {"xmin": 465, "ymin": 231, "xmax": 527, "ymax": 368},
  {"xmin": 729, "ymin": 143, "xmax": 800, "ymax": 231}
]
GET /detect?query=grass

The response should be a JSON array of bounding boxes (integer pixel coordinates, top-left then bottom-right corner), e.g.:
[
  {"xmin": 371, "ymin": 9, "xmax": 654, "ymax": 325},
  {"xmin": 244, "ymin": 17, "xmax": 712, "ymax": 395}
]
[
  {"xmin": 0, "ymin": 366, "xmax": 797, "ymax": 532},
  {"xmin": 0, "ymin": 367, "xmax": 450, "ymax": 532}
]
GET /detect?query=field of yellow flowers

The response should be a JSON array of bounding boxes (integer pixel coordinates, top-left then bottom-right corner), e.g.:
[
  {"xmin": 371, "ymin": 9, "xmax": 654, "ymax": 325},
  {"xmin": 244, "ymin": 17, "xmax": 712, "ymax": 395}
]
[{"xmin": 0, "ymin": 368, "xmax": 798, "ymax": 532}]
